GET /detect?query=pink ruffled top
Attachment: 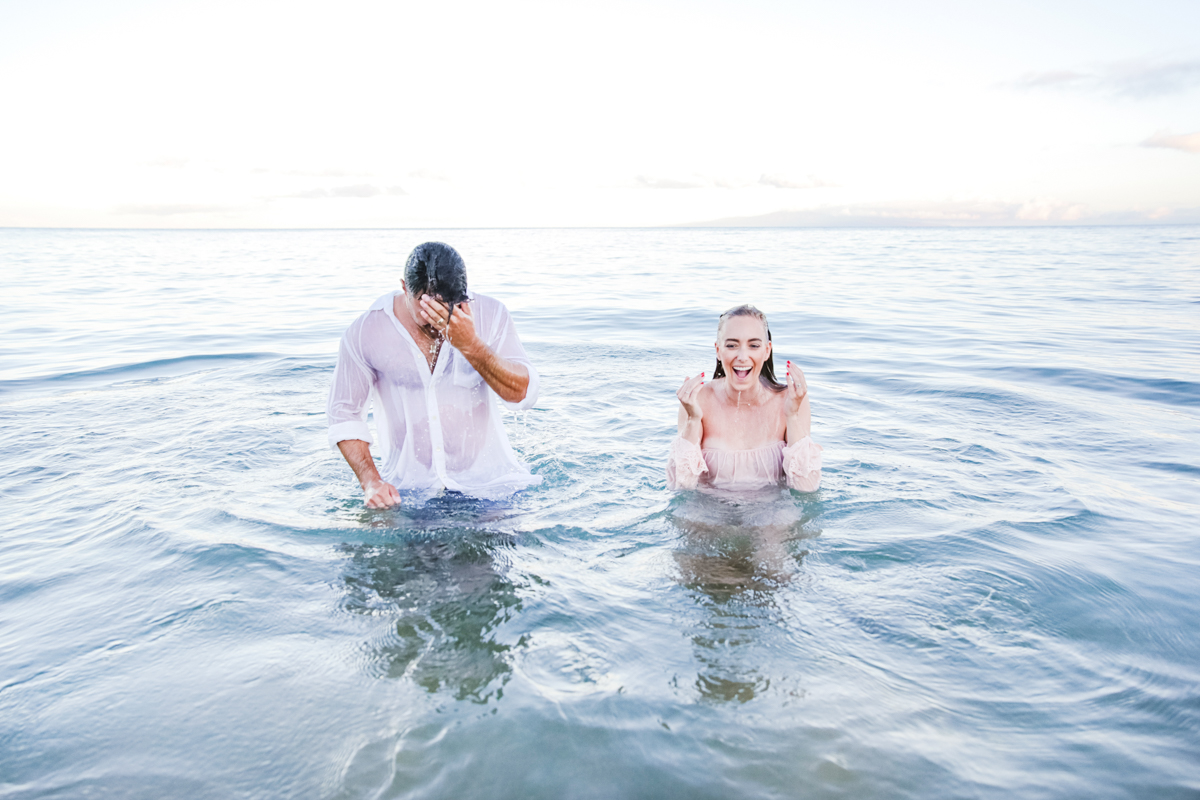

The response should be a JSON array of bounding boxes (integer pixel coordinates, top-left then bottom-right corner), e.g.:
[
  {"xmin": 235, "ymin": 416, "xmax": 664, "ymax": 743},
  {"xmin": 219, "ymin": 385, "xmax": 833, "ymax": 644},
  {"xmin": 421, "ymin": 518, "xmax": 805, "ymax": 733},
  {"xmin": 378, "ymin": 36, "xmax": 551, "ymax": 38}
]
[{"xmin": 667, "ymin": 436, "xmax": 823, "ymax": 493}]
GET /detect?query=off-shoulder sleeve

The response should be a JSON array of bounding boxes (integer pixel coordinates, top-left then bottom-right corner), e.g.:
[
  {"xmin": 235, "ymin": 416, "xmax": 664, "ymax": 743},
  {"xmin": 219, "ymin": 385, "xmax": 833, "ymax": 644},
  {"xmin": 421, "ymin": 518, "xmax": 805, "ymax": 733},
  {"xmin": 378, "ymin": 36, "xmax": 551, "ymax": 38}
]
[
  {"xmin": 783, "ymin": 436, "xmax": 823, "ymax": 492},
  {"xmin": 667, "ymin": 437, "xmax": 708, "ymax": 490}
]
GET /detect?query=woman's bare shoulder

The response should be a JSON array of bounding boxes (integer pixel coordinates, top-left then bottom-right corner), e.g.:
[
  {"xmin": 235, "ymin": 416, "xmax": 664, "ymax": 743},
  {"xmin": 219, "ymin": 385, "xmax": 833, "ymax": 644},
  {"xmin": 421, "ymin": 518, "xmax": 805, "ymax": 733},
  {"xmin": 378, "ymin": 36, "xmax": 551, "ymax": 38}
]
[{"xmin": 698, "ymin": 379, "xmax": 723, "ymax": 405}]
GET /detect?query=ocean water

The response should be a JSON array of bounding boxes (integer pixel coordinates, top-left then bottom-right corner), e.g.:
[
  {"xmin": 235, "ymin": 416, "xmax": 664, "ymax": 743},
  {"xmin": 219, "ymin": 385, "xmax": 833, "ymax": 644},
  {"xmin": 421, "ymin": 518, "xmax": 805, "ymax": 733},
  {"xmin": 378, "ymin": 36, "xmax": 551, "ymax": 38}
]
[{"xmin": 1, "ymin": 226, "xmax": 1198, "ymax": 799}]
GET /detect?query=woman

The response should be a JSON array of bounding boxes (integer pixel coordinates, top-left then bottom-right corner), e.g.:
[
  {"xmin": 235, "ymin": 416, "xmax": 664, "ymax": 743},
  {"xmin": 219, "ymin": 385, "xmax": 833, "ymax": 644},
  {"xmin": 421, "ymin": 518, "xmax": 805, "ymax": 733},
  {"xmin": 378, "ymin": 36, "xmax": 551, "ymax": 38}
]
[{"xmin": 667, "ymin": 305, "xmax": 822, "ymax": 493}]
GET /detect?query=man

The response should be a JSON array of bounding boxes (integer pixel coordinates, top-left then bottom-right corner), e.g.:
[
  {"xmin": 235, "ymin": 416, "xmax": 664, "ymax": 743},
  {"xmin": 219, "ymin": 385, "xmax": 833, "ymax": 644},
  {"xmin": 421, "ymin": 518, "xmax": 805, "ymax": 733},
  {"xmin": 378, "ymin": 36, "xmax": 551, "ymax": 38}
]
[{"xmin": 327, "ymin": 242, "xmax": 540, "ymax": 506}]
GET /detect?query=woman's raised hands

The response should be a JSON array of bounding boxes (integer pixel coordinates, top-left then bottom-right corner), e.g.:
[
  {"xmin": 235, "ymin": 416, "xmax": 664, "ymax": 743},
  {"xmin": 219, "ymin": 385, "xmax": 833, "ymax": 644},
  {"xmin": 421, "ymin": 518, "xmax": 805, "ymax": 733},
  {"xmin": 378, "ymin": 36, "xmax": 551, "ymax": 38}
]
[
  {"xmin": 677, "ymin": 373, "xmax": 705, "ymax": 420},
  {"xmin": 785, "ymin": 360, "xmax": 808, "ymax": 417}
]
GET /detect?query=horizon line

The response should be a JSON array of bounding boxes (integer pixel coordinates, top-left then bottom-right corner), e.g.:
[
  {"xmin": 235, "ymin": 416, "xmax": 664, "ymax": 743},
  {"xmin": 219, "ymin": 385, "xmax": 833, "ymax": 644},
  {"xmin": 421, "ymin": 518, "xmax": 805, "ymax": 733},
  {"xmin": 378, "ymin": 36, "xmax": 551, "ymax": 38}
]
[{"xmin": 3, "ymin": 221, "xmax": 1199, "ymax": 233}]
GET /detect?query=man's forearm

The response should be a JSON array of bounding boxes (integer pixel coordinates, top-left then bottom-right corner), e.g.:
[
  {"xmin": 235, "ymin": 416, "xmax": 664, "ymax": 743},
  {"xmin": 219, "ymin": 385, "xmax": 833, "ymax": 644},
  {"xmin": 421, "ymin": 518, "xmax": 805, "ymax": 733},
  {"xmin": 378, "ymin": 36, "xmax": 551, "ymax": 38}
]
[
  {"xmin": 457, "ymin": 340, "xmax": 530, "ymax": 404},
  {"xmin": 338, "ymin": 438, "xmax": 401, "ymax": 508},
  {"xmin": 337, "ymin": 439, "xmax": 383, "ymax": 489}
]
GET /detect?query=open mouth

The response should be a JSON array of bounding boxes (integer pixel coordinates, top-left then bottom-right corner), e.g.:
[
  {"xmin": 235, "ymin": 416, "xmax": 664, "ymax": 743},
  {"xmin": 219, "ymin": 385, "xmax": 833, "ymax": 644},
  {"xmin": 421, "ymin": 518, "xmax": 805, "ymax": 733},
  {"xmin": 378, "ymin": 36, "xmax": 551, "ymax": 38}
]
[{"xmin": 732, "ymin": 367, "xmax": 751, "ymax": 380}]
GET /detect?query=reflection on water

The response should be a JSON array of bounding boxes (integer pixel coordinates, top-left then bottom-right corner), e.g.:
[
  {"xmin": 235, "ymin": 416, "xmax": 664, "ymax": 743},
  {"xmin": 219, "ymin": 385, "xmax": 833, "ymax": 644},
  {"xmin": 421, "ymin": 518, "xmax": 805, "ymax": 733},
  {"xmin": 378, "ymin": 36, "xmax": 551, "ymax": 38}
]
[
  {"xmin": 339, "ymin": 528, "xmax": 523, "ymax": 703},
  {"xmin": 671, "ymin": 491, "xmax": 817, "ymax": 704},
  {"xmin": 672, "ymin": 490, "xmax": 814, "ymax": 599}
]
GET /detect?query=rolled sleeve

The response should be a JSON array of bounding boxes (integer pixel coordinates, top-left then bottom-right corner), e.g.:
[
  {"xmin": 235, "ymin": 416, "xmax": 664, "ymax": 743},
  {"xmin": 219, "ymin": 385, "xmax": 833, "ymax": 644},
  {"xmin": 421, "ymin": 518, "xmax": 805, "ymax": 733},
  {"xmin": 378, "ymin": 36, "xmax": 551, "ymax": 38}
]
[
  {"xmin": 327, "ymin": 420, "xmax": 374, "ymax": 450},
  {"xmin": 502, "ymin": 361, "xmax": 539, "ymax": 411},
  {"xmin": 486, "ymin": 298, "xmax": 539, "ymax": 411},
  {"xmin": 326, "ymin": 318, "xmax": 376, "ymax": 450}
]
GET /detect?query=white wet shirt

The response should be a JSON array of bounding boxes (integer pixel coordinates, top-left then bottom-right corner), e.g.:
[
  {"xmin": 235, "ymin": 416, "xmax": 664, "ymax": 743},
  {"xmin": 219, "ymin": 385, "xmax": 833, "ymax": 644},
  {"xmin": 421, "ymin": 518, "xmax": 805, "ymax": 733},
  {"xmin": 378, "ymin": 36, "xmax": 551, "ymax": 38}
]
[{"xmin": 327, "ymin": 291, "xmax": 541, "ymax": 498}]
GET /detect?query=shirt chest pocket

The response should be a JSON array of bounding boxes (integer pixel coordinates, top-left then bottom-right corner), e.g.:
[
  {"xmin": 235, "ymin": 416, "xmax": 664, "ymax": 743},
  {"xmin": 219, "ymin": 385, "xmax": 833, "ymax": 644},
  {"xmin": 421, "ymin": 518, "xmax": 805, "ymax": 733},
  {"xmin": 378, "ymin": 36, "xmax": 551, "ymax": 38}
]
[{"xmin": 450, "ymin": 356, "xmax": 484, "ymax": 389}]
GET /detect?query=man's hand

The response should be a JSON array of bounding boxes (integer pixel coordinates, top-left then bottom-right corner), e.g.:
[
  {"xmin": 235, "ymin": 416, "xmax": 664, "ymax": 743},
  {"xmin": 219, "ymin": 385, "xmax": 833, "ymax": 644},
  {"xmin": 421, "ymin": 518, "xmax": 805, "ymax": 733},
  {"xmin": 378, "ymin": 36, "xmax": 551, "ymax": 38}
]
[
  {"xmin": 337, "ymin": 439, "xmax": 401, "ymax": 509},
  {"xmin": 418, "ymin": 294, "xmax": 481, "ymax": 356},
  {"xmin": 417, "ymin": 293, "xmax": 530, "ymax": 404},
  {"xmin": 363, "ymin": 478, "xmax": 401, "ymax": 509}
]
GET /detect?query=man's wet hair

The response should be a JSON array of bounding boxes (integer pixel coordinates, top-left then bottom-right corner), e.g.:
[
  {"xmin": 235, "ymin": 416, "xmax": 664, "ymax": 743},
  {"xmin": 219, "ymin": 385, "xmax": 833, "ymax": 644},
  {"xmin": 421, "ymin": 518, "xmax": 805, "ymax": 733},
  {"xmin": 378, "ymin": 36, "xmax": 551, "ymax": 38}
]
[
  {"xmin": 404, "ymin": 242, "xmax": 469, "ymax": 311},
  {"xmin": 712, "ymin": 304, "xmax": 786, "ymax": 392}
]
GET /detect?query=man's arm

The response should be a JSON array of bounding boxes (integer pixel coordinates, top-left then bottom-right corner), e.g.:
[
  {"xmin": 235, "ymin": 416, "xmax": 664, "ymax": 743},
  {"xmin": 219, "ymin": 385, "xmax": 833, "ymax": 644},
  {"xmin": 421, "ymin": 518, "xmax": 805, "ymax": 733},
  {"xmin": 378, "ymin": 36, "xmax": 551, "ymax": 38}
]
[
  {"xmin": 337, "ymin": 439, "xmax": 401, "ymax": 508},
  {"xmin": 457, "ymin": 337, "xmax": 529, "ymax": 404},
  {"xmin": 418, "ymin": 295, "xmax": 530, "ymax": 404},
  {"xmin": 328, "ymin": 320, "xmax": 400, "ymax": 508}
]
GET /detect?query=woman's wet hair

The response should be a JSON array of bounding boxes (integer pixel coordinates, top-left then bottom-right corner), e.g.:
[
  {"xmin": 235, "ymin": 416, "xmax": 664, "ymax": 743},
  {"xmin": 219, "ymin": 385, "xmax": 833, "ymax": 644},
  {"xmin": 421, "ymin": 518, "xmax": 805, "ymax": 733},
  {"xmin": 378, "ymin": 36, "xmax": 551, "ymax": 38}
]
[
  {"xmin": 712, "ymin": 305, "xmax": 786, "ymax": 392},
  {"xmin": 404, "ymin": 242, "xmax": 469, "ymax": 318}
]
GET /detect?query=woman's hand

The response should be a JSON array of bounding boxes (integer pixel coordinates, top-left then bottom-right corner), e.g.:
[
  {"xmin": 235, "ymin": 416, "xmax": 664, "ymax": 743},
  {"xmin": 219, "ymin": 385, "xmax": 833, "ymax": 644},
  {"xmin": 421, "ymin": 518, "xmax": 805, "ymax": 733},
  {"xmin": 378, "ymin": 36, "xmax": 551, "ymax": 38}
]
[
  {"xmin": 785, "ymin": 360, "xmax": 808, "ymax": 417},
  {"xmin": 676, "ymin": 373, "xmax": 705, "ymax": 444},
  {"xmin": 677, "ymin": 373, "xmax": 705, "ymax": 420}
]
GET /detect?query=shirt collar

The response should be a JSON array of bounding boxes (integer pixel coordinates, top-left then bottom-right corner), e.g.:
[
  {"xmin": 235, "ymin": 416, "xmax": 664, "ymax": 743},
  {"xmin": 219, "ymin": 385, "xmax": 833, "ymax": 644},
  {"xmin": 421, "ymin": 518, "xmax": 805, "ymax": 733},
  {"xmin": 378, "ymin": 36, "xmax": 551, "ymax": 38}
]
[{"xmin": 370, "ymin": 291, "xmax": 400, "ymax": 312}]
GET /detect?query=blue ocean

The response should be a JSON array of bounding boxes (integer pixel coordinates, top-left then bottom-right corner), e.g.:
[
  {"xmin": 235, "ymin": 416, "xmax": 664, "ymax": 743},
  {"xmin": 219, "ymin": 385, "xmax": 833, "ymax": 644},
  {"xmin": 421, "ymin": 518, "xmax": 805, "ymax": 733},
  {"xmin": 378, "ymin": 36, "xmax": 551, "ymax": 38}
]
[{"xmin": 2, "ymin": 226, "xmax": 1198, "ymax": 799}]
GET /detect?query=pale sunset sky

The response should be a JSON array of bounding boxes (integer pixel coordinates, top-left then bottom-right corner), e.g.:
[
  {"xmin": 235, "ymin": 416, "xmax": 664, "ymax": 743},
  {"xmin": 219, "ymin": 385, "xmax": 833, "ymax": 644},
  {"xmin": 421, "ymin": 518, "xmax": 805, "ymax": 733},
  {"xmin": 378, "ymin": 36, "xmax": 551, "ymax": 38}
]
[{"xmin": 1, "ymin": 0, "xmax": 1198, "ymax": 228}]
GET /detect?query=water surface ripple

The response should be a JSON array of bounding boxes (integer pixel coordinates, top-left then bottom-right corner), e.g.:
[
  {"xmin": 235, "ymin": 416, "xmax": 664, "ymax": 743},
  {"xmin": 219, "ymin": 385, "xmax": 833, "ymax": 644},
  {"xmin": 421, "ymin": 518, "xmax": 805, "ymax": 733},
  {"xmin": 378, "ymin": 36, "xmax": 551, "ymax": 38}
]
[{"xmin": 2, "ymin": 226, "xmax": 1198, "ymax": 799}]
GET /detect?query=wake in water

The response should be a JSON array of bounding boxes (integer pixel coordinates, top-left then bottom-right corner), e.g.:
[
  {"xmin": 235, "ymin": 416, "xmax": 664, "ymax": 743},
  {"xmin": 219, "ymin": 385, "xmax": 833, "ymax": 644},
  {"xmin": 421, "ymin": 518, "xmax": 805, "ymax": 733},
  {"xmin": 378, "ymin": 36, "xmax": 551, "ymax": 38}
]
[{"xmin": 2, "ymin": 226, "xmax": 1198, "ymax": 799}]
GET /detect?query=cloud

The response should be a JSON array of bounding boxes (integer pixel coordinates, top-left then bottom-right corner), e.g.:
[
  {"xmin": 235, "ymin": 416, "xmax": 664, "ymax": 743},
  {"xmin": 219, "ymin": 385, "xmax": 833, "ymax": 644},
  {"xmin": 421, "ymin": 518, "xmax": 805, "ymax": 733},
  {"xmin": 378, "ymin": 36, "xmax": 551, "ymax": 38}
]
[
  {"xmin": 144, "ymin": 161, "xmax": 374, "ymax": 178},
  {"xmin": 286, "ymin": 168, "xmax": 367, "ymax": 178},
  {"xmin": 1015, "ymin": 60, "xmax": 1200, "ymax": 99},
  {"xmin": 1109, "ymin": 61, "xmax": 1200, "ymax": 98},
  {"xmin": 1012, "ymin": 198, "xmax": 1087, "ymax": 222},
  {"xmin": 635, "ymin": 173, "xmax": 834, "ymax": 190},
  {"xmin": 242, "ymin": 167, "xmax": 372, "ymax": 178},
  {"xmin": 757, "ymin": 173, "xmax": 834, "ymax": 189},
  {"xmin": 330, "ymin": 184, "xmax": 382, "ymax": 198},
  {"xmin": 680, "ymin": 200, "xmax": 1200, "ymax": 227},
  {"xmin": 408, "ymin": 169, "xmax": 452, "ymax": 182},
  {"xmin": 284, "ymin": 184, "xmax": 406, "ymax": 199},
  {"xmin": 114, "ymin": 203, "xmax": 233, "ymax": 216},
  {"xmin": 1141, "ymin": 130, "xmax": 1200, "ymax": 154},
  {"xmin": 1014, "ymin": 69, "xmax": 1088, "ymax": 89},
  {"xmin": 635, "ymin": 175, "xmax": 709, "ymax": 189}
]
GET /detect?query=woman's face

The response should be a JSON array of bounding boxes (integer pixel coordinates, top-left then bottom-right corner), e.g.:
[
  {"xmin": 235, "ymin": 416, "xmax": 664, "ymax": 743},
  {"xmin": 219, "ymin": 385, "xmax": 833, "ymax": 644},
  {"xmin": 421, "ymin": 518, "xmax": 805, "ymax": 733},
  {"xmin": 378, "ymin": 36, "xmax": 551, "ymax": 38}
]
[{"xmin": 716, "ymin": 315, "xmax": 771, "ymax": 391}]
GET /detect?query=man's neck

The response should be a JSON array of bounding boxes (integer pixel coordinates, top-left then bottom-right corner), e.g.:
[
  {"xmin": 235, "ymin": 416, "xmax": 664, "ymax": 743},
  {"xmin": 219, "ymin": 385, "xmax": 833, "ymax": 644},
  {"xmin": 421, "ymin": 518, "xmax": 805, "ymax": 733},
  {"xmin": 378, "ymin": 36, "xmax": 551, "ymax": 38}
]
[
  {"xmin": 393, "ymin": 293, "xmax": 443, "ymax": 371},
  {"xmin": 393, "ymin": 293, "xmax": 428, "ymax": 339}
]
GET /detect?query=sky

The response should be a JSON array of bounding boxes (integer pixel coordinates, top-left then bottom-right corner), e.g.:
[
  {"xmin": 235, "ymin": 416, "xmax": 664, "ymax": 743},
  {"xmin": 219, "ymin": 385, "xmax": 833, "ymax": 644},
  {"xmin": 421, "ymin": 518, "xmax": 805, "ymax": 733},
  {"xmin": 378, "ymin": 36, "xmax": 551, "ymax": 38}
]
[{"xmin": 1, "ymin": 0, "xmax": 1198, "ymax": 228}]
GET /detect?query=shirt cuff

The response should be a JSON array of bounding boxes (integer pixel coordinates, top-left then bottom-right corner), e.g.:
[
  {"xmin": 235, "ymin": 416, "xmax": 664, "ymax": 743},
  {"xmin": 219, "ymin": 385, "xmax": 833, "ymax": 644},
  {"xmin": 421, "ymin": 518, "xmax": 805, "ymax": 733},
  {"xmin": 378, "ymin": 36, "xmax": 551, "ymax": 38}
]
[
  {"xmin": 501, "ymin": 362, "xmax": 539, "ymax": 411},
  {"xmin": 783, "ymin": 436, "xmax": 823, "ymax": 492},
  {"xmin": 667, "ymin": 436, "xmax": 708, "ymax": 490},
  {"xmin": 328, "ymin": 420, "xmax": 374, "ymax": 451}
]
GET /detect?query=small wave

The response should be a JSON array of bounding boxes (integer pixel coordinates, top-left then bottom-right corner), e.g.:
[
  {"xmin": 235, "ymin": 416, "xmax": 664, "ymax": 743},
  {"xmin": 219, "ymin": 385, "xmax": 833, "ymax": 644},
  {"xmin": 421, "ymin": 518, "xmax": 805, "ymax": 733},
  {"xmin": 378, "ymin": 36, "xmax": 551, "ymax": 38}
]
[
  {"xmin": 1140, "ymin": 460, "xmax": 1200, "ymax": 478},
  {"xmin": 992, "ymin": 366, "xmax": 1200, "ymax": 408},
  {"xmin": 0, "ymin": 352, "xmax": 280, "ymax": 394}
]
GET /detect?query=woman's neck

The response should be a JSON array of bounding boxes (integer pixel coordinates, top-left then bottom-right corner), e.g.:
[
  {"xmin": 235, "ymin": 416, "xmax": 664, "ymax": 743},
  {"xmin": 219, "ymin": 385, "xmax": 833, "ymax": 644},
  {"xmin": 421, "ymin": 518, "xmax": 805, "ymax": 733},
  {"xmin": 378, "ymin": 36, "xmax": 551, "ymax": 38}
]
[{"xmin": 720, "ymin": 377, "xmax": 769, "ymax": 408}]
